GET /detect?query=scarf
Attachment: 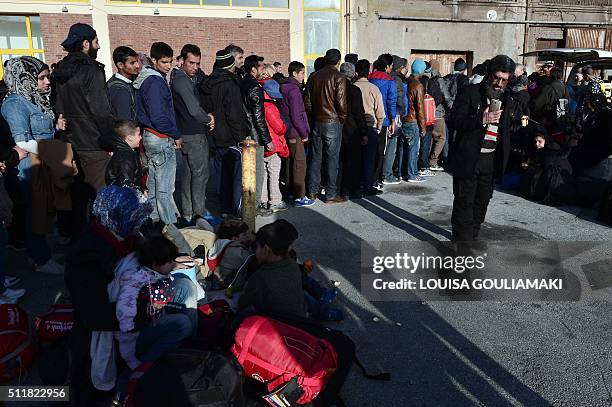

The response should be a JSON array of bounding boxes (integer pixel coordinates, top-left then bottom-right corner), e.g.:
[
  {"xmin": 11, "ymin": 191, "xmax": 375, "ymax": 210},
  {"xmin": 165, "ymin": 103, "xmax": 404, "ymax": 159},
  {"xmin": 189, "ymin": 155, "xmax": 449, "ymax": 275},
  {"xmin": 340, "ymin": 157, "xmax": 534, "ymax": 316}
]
[{"xmin": 3, "ymin": 56, "xmax": 53, "ymax": 117}]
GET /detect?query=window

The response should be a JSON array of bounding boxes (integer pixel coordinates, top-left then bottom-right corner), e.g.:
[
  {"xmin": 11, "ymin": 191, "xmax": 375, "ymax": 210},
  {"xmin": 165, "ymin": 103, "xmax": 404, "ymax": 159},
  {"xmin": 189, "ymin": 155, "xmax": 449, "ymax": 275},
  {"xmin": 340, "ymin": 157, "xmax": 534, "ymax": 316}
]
[
  {"xmin": 0, "ymin": 16, "xmax": 45, "ymax": 79},
  {"xmin": 303, "ymin": 0, "xmax": 340, "ymax": 74},
  {"xmin": 108, "ymin": 0, "xmax": 289, "ymax": 7}
]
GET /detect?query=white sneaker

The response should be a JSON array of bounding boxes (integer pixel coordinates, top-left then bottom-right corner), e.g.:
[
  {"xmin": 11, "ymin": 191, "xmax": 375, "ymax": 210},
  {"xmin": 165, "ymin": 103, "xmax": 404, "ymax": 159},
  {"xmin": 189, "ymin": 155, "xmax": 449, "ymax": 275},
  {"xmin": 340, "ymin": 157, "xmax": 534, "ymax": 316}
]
[
  {"xmin": 2, "ymin": 288, "xmax": 26, "ymax": 300},
  {"xmin": 37, "ymin": 259, "xmax": 65, "ymax": 275},
  {"xmin": 408, "ymin": 176, "xmax": 426, "ymax": 183},
  {"xmin": 4, "ymin": 276, "xmax": 20, "ymax": 288},
  {"xmin": 418, "ymin": 169, "xmax": 435, "ymax": 177}
]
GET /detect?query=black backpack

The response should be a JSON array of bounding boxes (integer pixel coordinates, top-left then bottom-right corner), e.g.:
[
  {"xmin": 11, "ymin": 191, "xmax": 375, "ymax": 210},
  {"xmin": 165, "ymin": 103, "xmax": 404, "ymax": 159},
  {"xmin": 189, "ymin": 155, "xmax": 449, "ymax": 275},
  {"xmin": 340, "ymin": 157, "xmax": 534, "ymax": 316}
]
[{"xmin": 123, "ymin": 348, "xmax": 246, "ymax": 407}]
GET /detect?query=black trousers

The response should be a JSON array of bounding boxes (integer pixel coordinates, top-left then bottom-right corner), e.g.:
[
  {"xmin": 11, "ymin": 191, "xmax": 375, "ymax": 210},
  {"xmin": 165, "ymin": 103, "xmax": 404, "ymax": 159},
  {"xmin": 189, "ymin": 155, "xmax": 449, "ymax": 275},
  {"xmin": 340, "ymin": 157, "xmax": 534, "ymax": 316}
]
[
  {"xmin": 338, "ymin": 133, "xmax": 363, "ymax": 196},
  {"xmin": 373, "ymin": 126, "xmax": 388, "ymax": 183},
  {"xmin": 451, "ymin": 153, "xmax": 495, "ymax": 241}
]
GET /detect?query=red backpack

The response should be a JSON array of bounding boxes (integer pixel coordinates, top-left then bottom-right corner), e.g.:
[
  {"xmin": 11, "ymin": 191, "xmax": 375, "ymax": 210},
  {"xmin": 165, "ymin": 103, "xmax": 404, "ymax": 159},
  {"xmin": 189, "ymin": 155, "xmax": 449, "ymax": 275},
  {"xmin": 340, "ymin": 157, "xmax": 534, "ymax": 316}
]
[
  {"xmin": 231, "ymin": 316, "xmax": 338, "ymax": 404},
  {"xmin": 424, "ymin": 93, "xmax": 436, "ymax": 126},
  {"xmin": 34, "ymin": 303, "xmax": 74, "ymax": 343},
  {"xmin": 0, "ymin": 304, "xmax": 34, "ymax": 380}
]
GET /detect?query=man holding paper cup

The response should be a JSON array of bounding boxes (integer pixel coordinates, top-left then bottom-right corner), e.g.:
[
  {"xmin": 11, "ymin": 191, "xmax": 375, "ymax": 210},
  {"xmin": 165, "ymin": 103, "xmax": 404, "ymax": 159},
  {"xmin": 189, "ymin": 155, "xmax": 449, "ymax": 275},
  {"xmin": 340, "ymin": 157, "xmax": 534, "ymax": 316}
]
[{"xmin": 446, "ymin": 55, "xmax": 517, "ymax": 243}]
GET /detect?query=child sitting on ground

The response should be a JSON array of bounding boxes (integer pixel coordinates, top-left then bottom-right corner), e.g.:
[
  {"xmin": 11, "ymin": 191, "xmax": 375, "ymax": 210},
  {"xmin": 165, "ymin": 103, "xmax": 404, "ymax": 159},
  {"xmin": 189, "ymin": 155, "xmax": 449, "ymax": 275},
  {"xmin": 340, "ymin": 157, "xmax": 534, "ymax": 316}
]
[
  {"xmin": 206, "ymin": 217, "xmax": 254, "ymax": 292},
  {"xmin": 112, "ymin": 232, "xmax": 199, "ymax": 369},
  {"xmin": 105, "ymin": 120, "xmax": 145, "ymax": 192},
  {"xmin": 238, "ymin": 219, "xmax": 305, "ymax": 318}
]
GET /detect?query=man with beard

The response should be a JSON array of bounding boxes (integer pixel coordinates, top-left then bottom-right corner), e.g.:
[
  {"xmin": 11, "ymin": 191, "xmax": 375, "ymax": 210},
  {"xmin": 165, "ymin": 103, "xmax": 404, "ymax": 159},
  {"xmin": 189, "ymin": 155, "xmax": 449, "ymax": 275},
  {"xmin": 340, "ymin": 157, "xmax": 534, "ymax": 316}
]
[
  {"xmin": 447, "ymin": 55, "xmax": 517, "ymax": 242},
  {"xmin": 51, "ymin": 23, "xmax": 115, "ymax": 238}
]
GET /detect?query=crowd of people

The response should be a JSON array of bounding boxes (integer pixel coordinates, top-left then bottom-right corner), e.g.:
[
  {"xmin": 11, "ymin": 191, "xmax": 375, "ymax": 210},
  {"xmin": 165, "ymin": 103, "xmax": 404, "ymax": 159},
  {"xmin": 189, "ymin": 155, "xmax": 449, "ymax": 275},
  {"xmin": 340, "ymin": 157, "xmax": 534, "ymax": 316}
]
[{"xmin": 0, "ymin": 20, "xmax": 611, "ymax": 404}]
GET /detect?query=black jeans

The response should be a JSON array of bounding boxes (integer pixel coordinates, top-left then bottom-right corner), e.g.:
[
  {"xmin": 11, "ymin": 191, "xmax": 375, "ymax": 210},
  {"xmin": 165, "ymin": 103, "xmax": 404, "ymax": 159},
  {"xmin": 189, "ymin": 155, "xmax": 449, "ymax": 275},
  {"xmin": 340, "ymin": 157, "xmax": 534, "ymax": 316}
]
[
  {"xmin": 373, "ymin": 126, "xmax": 388, "ymax": 183},
  {"xmin": 338, "ymin": 132, "xmax": 363, "ymax": 196},
  {"xmin": 451, "ymin": 153, "xmax": 495, "ymax": 241}
]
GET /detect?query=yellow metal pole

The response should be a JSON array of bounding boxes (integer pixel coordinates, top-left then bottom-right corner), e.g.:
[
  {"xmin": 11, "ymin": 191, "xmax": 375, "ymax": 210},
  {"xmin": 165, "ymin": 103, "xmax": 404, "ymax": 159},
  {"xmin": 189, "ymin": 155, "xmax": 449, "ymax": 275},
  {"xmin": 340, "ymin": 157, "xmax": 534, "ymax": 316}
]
[{"xmin": 241, "ymin": 137, "xmax": 258, "ymax": 232}]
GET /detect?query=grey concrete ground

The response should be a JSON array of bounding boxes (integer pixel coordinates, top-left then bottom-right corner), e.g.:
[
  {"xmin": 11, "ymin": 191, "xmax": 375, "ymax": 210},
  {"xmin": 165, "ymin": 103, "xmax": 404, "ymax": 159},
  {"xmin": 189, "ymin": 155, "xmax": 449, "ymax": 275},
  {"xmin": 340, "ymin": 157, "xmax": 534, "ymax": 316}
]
[{"xmin": 9, "ymin": 171, "xmax": 612, "ymax": 406}]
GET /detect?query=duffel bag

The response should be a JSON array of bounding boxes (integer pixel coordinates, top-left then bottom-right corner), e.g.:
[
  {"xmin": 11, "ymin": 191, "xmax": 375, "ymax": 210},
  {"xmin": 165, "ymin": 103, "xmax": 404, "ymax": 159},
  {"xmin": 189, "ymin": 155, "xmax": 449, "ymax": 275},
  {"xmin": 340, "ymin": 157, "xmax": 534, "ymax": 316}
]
[
  {"xmin": 34, "ymin": 303, "xmax": 74, "ymax": 343},
  {"xmin": 231, "ymin": 316, "xmax": 338, "ymax": 405},
  {"xmin": 0, "ymin": 304, "xmax": 34, "ymax": 380},
  {"xmin": 270, "ymin": 315, "xmax": 390, "ymax": 407},
  {"xmin": 122, "ymin": 348, "xmax": 245, "ymax": 407}
]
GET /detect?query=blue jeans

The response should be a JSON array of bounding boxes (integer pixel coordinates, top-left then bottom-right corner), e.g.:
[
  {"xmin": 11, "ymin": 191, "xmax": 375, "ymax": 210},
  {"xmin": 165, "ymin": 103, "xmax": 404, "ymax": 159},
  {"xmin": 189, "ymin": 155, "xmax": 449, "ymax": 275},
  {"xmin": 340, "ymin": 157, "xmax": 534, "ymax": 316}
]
[
  {"xmin": 398, "ymin": 123, "xmax": 421, "ymax": 180},
  {"xmin": 361, "ymin": 128, "xmax": 379, "ymax": 190},
  {"xmin": 308, "ymin": 122, "xmax": 343, "ymax": 198},
  {"xmin": 418, "ymin": 126, "xmax": 433, "ymax": 170},
  {"xmin": 0, "ymin": 226, "xmax": 6, "ymax": 295},
  {"xmin": 143, "ymin": 131, "xmax": 179, "ymax": 225},
  {"xmin": 382, "ymin": 130, "xmax": 399, "ymax": 181}
]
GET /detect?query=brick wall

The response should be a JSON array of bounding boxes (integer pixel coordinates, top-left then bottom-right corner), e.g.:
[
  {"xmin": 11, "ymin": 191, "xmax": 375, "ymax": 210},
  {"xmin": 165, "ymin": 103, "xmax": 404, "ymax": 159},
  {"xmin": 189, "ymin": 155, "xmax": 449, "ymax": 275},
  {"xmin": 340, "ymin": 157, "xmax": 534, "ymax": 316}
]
[
  {"xmin": 107, "ymin": 15, "xmax": 290, "ymax": 73},
  {"xmin": 40, "ymin": 14, "xmax": 93, "ymax": 66}
]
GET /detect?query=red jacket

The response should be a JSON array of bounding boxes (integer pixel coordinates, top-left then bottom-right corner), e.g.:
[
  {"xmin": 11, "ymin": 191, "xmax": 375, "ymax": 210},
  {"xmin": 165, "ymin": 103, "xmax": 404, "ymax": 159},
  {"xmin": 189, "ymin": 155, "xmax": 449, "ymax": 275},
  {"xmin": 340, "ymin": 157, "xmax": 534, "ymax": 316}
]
[{"xmin": 263, "ymin": 95, "xmax": 289, "ymax": 158}]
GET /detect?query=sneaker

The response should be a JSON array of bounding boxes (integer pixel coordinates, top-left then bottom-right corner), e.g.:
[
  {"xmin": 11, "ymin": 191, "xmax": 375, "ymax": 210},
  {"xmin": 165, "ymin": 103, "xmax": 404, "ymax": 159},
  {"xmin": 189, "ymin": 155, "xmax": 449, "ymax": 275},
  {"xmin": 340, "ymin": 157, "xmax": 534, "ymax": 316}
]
[
  {"xmin": 295, "ymin": 197, "xmax": 316, "ymax": 207},
  {"xmin": 407, "ymin": 176, "xmax": 426, "ymax": 183},
  {"xmin": 37, "ymin": 259, "xmax": 65, "ymax": 275},
  {"xmin": 256, "ymin": 204, "xmax": 274, "ymax": 217},
  {"xmin": 4, "ymin": 276, "xmax": 20, "ymax": 288},
  {"xmin": 373, "ymin": 183, "xmax": 384, "ymax": 192},
  {"xmin": 2, "ymin": 287, "xmax": 26, "ymax": 300},
  {"xmin": 202, "ymin": 213, "xmax": 223, "ymax": 227},
  {"xmin": 382, "ymin": 177, "xmax": 401, "ymax": 185},
  {"xmin": 325, "ymin": 196, "xmax": 347, "ymax": 204},
  {"xmin": 430, "ymin": 165, "xmax": 444, "ymax": 171},
  {"xmin": 270, "ymin": 202, "xmax": 289, "ymax": 212},
  {"xmin": 363, "ymin": 188, "xmax": 383, "ymax": 196},
  {"xmin": 418, "ymin": 169, "xmax": 435, "ymax": 177}
]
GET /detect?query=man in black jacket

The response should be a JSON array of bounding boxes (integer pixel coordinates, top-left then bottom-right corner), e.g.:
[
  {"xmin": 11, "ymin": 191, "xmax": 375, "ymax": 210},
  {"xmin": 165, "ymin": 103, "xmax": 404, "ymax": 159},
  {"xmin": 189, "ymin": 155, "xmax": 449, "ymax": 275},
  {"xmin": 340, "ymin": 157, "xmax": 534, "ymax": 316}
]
[
  {"xmin": 107, "ymin": 46, "xmax": 140, "ymax": 121},
  {"xmin": 338, "ymin": 62, "xmax": 368, "ymax": 198},
  {"xmin": 448, "ymin": 55, "xmax": 517, "ymax": 242},
  {"xmin": 241, "ymin": 55, "xmax": 274, "ymax": 215},
  {"xmin": 200, "ymin": 50, "xmax": 247, "ymax": 216},
  {"xmin": 51, "ymin": 23, "xmax": 115, "ymax": 238}
]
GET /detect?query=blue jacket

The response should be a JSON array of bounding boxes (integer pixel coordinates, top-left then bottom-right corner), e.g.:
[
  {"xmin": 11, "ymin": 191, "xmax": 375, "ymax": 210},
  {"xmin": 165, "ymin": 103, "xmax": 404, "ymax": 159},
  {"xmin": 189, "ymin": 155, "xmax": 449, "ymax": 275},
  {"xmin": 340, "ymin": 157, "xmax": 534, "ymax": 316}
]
[
  {"xmin": 368, "ymin": 71, "xmax": 397, "ymax": 127},
  {"xmin": 1, "ymin": 93, "xmax": 55, "ymax": 181},
  {"xmin": 133, "ymin": 66, "xmax": 181, "ymax": 139}
]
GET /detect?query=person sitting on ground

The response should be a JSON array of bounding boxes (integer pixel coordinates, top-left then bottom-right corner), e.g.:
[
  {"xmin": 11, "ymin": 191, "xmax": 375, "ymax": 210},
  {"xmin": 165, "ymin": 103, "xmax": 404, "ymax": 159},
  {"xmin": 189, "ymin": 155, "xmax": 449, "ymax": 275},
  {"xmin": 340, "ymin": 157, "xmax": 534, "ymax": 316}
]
[
  {"xmin": 238, "ymin": 219, "xmax": 305, "ymax": 318},
  {"xmin": 105, "ymin": 120, "xmax": 145, "ymax": 192},
  {"xmin": 65, "ymin": 185, "xmax": 152, "ymax": 405},
  {"xmin": 520, "ymin": 127, "xmax": 574, "ymax": 205},
  {"xmin": 111, "ymin": 231, "xmax": 199, "ymax": 402},
  {"xmin": 206, "ymin": 217, "xmax": 254, "ymax": 291}
]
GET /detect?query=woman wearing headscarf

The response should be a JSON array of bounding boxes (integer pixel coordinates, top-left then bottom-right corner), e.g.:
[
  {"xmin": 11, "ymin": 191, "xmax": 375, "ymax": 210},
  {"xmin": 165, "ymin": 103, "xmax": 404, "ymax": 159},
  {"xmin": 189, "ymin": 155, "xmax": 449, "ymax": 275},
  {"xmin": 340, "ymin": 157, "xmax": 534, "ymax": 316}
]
[
  {"xmin": 1, "ymin": 56, "xmax": 67, "ymax": 274},
  {"xmin": 65, "ymin": 185, "xmax": 152, "ymax": 406}
]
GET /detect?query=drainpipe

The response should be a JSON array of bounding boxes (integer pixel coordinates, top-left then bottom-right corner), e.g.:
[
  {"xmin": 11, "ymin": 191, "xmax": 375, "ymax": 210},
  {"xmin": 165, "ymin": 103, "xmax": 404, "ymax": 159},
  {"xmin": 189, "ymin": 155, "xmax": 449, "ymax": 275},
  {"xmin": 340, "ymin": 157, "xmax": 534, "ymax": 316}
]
[
  {"xmin": 523, "ymin": 0, "xmax": 529, "ymax": 64},
  {"xmin": 378, "ymin": 15, "xmax": 612, "ymax": 26}
]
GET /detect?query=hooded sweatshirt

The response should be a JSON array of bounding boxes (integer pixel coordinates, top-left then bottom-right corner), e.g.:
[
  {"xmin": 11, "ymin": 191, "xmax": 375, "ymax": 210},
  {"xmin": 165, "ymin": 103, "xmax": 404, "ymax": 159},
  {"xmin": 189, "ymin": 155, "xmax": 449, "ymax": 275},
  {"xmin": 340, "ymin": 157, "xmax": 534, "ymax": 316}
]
[
  {"xmin": 368, "ymin": 71, "xmax": 397, "ymax": 127},
  {"xmin": 133, "ymin": 66, "xmax": 181, "ymax": 139}
]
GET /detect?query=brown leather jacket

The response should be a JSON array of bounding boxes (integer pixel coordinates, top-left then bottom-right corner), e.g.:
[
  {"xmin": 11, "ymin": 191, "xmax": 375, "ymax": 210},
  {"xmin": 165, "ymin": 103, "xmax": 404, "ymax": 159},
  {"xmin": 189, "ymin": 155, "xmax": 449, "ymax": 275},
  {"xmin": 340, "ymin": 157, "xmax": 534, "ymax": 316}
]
[
  {"xmin": 304, "ymin": 65, "xmax": 348, "ymax": 123},
  {"xmin": 404, "ymin": 75, "xmax": 426, "ymax": 134}
]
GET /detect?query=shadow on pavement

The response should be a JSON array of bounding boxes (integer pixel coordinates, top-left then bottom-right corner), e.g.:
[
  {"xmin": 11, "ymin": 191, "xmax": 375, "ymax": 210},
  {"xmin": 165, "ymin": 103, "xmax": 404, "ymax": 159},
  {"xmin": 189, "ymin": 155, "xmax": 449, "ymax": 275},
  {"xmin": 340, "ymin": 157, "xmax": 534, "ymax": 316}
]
[{"xmin": 272, "ymin": 204, "xmax": 551, "ymax": 406}]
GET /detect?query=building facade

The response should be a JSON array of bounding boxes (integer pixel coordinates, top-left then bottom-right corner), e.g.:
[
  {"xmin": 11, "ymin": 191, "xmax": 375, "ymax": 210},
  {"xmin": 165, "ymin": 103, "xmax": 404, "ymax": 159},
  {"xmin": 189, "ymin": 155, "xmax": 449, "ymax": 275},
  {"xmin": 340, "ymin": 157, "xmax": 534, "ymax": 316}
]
[
  {"xmin": 1, "ymin": 0, "xmax": 610, "ymax": 80},
  {"xmin": 0, "ymin": 0, "xmax": 341, "ymax": 78}
]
